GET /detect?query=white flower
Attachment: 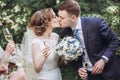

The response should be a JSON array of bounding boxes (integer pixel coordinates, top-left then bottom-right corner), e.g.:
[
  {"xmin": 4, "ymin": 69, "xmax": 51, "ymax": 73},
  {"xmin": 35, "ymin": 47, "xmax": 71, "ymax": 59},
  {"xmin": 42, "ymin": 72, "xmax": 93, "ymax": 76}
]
[
  {"xmin": 106, "ymin": 6, "xmax": 118, "ymax": 14},
  {"xmin": 56, "ymin": 36, "xmax": 83, "ymax": 63},
  {"xmin": 0, "ymin": 1, "xmax": 6, "ymax": 7},
  {"xmin": 13, "ymin": 5, "xmax": 21, "ymax": 13}
]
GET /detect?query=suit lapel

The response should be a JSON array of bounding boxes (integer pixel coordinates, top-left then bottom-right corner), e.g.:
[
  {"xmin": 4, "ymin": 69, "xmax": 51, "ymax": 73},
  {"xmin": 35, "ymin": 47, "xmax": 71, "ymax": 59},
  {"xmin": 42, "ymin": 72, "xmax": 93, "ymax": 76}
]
[{"xmin": 81, "ymin": 17, "xmax": 89, "ymax": 51}]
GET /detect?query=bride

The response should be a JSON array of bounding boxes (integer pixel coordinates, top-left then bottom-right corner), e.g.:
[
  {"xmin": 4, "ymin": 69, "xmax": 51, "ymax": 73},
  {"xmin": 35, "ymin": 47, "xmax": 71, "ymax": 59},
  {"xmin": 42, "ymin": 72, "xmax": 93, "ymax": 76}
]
[{"xmin": 22, "ymin": 8, "xmax": 62, "ymax": 80}]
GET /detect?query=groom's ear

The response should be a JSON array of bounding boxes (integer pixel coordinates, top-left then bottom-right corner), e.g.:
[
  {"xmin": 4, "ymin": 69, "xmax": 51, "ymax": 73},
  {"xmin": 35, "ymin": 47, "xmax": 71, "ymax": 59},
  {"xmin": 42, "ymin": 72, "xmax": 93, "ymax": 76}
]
[{"xmin": 71, "ymin": 15, "xmax": 77, "ymax": 22}]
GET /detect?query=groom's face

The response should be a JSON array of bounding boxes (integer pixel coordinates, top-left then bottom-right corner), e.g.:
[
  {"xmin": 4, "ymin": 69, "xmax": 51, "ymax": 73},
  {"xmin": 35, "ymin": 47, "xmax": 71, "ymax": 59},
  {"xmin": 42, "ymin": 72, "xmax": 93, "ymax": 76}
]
[{"xmin": 58, "ymin": 10, "xmax": 72, "ymax": 28}]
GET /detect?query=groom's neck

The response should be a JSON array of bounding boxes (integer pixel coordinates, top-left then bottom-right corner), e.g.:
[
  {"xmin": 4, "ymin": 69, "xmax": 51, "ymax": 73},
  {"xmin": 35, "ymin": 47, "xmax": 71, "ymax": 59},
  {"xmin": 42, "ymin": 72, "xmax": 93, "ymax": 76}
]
[{"xmin": 71, "ymin": 17, "xmax": 79, "ymax": 29}]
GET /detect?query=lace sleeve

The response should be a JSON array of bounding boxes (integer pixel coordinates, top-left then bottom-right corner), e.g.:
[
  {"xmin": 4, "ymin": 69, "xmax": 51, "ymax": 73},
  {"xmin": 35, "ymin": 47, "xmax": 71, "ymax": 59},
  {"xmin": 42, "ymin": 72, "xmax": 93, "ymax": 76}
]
[
  {"xmin": 32, "ymin": 38, "xmax": 46, "ymax": 51},
  {"xmin": 32, "ymin": 38, "xmax": 41, "ymax": 44}
]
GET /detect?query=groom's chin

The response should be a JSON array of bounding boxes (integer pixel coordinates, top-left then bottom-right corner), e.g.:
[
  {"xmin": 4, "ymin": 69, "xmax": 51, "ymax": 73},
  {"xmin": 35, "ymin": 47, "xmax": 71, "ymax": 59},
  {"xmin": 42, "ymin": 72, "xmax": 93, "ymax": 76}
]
[
  {"xmin": 59, "ymin": 24, "xmax": 65, "ymax": 28},
  {"xmin": 59, "ymin": 25, "xmax": 64, "ymax": 28},
  {"xmin": 60, "ymin": 26, "xmax": 64, "ymax": 28}
]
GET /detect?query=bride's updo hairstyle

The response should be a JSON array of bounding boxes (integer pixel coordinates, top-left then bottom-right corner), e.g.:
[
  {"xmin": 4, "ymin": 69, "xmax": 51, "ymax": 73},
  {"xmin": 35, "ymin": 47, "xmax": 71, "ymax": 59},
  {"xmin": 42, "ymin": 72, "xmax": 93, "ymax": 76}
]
[{"xmin": 28, "ymin": 8, "xmax": 54, "ymax": 36}]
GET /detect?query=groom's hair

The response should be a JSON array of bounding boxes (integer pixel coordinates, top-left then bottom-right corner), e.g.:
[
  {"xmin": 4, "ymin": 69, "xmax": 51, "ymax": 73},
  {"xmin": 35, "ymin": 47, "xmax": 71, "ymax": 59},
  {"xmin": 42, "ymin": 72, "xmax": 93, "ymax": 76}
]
[{"xmin": 58, "ymin": 0, "xmax": 80, "ymax": 17}]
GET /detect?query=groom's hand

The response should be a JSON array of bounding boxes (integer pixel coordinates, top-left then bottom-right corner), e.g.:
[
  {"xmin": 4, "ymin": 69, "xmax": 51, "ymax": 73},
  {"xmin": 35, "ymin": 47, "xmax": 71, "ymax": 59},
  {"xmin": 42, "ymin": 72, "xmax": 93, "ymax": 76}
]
[
  {"xmin": 78, "ymin": 67, "xmax": 88, "ymax": 80},
  {"xmin": 92, "ymin": 59, "xmax": 105, "ymax": 74}
]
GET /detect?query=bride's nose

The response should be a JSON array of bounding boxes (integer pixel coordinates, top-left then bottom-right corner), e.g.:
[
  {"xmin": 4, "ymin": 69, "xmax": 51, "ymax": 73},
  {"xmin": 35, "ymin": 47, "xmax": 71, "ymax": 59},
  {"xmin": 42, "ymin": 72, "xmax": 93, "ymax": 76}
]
[{"xmin": 57, "ymin": 17, "xmax": 61, "ymax": 23}]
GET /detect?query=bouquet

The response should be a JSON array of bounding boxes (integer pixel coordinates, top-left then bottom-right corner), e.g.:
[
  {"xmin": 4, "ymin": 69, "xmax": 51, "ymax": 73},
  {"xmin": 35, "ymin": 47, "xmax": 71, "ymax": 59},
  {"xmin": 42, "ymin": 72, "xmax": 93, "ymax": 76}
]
[{"xmin": 56, "ymin": 36, "xmax": 83, "ymax": 63}]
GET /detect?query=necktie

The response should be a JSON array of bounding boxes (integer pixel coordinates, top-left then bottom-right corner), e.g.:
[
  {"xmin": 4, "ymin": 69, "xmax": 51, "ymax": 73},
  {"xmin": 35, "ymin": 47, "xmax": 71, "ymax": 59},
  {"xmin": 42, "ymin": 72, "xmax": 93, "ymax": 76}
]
[
  {"xmin": 73, "ymin": 29, "xmax": 83, "ymax": 47},
  {"xmin": 73, "ymin": 29, "xmax": 93, "ymax": 71}
]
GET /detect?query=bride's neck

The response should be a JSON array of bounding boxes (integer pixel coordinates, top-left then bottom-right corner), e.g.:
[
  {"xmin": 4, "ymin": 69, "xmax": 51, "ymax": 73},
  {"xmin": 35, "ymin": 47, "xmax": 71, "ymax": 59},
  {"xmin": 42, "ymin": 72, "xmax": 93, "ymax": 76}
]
[{"xmin": 42, "ymin": 28, "xmax": 53, "ymax": 39}]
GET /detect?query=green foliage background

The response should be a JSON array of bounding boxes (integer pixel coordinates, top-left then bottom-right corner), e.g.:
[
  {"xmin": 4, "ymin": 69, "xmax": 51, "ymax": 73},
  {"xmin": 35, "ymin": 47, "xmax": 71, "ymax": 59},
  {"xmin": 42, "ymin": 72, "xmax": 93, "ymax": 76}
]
[{"xmin": 0, "ymin": 0, "xmax": 120, "ymax": 80}]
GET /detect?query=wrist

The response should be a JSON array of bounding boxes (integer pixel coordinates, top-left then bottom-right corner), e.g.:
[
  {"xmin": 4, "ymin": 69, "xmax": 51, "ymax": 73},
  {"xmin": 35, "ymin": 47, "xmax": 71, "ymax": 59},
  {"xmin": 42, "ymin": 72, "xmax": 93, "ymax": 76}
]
[
  {"xmin": 4, "ymin": 51, "xmax": 10, "ymax": 56},
  {"xmin": 101, "ymin": 56, "xmax": 108, "ymax": 63},
  {"xmin": 42, "ymin": 55, "xmax": 48, "ymax": 59},
  {"xmin": 3, "ymin": 54, "xmax": 9, "ymax": 59}
]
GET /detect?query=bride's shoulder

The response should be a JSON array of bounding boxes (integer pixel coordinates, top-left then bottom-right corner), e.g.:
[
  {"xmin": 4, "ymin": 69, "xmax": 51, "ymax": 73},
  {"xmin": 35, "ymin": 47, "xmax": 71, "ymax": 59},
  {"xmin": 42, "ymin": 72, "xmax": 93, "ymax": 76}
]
[
  {"xmin": 52, "ymin": 32, "xmax": 59, "ymax": 39},
  {"xmin": 32, "ymin": 38, "xmax": 42, "ymax": 44},
  {"xmin": 23, "ymin": 29, "xmax": 36, "ymax": 38}
]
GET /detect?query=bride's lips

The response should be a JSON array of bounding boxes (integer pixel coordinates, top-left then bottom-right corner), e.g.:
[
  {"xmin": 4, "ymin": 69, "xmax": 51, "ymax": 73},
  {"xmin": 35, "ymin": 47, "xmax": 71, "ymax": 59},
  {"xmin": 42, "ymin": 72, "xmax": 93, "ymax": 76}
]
[{"xmin": 59, "ymin": 23, "xmax": 62, "ymax": 26}]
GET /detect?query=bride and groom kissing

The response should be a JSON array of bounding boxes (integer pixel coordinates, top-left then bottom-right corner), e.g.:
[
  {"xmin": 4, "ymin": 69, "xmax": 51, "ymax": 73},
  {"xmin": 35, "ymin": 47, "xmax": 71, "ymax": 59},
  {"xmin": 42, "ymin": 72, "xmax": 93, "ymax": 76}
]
[{"xmin": 22, "ymin": 0, "xmax": 120, "ymax": 80}]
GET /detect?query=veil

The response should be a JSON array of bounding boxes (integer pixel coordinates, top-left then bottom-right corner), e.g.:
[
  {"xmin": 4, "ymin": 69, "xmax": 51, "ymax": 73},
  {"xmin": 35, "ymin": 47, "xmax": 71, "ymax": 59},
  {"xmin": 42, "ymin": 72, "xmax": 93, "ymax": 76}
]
[
  {"xmin": 0, "ymin": 46, "xmax": 4, "ymax": 59},
  {"xmin": 21, "ymin": 28, "xmax": 38, "ymax": 80}
]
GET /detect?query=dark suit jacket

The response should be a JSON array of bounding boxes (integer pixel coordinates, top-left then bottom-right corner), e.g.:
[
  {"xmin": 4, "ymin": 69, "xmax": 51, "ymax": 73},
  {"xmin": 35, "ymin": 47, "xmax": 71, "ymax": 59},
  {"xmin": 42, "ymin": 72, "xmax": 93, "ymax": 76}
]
[{"xmin": 59, "ymin": 17, "xmax": 120, "ymax": 80}]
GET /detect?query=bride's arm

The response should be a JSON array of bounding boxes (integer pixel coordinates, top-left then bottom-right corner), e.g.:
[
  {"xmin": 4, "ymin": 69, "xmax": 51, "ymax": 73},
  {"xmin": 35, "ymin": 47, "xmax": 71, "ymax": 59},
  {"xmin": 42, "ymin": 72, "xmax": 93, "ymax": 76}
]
[{"xmin": 32, "ymin": 43, "xmax": 50, "ymax": 73}]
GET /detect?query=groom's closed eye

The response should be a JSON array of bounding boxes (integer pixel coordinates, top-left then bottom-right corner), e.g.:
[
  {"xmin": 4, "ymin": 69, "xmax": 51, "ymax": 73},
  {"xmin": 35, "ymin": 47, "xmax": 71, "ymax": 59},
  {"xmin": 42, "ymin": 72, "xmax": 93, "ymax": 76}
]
[
  {"xmin": 59, "ymin": 16, "xmax": 64, "ymax": 20},
  {"xmin": 59, "ymin": 16, "xmax": 64, "ymax": 19}
]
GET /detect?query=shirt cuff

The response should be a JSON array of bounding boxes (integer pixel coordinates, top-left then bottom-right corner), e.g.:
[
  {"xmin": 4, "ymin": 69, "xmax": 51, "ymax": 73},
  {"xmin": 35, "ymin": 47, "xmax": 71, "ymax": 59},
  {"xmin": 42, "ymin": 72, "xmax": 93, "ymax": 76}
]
[{"xmin": 102, "ymin": 56, "xmax": 109, "ymax": 63}]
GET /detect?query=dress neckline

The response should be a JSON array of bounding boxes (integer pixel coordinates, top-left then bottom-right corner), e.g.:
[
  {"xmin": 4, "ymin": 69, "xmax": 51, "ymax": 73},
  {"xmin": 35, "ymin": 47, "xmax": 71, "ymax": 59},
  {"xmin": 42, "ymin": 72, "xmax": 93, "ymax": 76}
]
[{"xmin": 37, "ymin": 33, "xmax": 54, "ymax": 41}]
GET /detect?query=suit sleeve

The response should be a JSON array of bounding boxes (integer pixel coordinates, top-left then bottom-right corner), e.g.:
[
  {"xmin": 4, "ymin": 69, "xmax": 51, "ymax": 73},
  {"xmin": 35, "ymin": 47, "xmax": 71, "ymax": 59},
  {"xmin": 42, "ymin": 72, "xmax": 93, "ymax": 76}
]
[{"xmin": 99, "ymin": 18, "xmax": 120, "ymax": 59}]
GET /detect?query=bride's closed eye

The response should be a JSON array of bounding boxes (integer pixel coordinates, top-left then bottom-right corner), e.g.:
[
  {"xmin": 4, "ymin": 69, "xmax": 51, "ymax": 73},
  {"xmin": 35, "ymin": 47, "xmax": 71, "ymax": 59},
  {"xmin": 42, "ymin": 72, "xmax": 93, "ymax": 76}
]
[{"xmin": 54, "ymin": 16, "xmax": 57, "ymax": 19}]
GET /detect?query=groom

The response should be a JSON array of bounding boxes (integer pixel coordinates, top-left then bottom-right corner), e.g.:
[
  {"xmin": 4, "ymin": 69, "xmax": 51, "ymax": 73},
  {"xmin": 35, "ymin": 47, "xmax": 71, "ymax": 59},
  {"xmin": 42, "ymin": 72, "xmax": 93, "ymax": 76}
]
[{"xmin": 58, "ymin": 0, "xmax": 120, "ymax": 80}]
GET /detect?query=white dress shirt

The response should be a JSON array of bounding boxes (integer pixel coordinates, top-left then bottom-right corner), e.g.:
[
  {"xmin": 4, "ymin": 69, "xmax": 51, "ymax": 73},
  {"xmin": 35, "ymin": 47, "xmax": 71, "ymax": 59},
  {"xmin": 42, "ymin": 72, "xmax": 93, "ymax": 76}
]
[{"xmin": 74, "ymin": 17, "xmax": 93, "ymax": 71}]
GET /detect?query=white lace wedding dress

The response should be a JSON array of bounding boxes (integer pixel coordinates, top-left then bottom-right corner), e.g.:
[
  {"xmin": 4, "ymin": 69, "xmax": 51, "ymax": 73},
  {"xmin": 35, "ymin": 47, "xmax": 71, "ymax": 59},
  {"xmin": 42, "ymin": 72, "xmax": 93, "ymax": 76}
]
[
  {"xmin": 21, "ymin": 28, "xmax": 39, "ymax": 80},
  {"xmin": 32, "ymin": 32, "xmax": 62, "ymax": 80}
]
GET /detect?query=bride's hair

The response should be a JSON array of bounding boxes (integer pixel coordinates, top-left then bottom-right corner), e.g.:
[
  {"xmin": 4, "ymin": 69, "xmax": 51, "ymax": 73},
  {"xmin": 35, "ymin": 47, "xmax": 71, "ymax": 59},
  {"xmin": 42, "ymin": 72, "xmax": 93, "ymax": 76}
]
[{"xmin": 28, "ymin": 8, "xmax": 54, "ymax": 36}]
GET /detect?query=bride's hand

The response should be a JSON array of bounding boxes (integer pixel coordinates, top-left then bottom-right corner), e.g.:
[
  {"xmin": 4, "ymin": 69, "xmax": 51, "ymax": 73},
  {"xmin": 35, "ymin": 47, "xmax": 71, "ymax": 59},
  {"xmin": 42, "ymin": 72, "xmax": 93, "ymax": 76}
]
[{"xmin": 42, "ymin": 47, "xmax": 50, "ymax": 58}]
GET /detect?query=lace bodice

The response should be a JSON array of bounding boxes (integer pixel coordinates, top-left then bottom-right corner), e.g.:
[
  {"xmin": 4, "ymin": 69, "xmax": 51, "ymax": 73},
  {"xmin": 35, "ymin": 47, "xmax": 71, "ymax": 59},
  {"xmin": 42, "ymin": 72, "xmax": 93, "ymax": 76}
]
[
  {"xmin": 22, "ymin": 31, "xmax": 62, "ymax": 80},
  {"xmin": 32, "ymin": 32, "xmax": 60, "ymax": 72}
]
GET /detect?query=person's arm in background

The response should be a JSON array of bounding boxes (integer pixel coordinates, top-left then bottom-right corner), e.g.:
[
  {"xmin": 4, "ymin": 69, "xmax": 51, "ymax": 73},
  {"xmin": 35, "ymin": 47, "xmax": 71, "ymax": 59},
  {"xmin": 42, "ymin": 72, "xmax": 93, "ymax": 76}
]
[
  {"xmin": 0, "ymin": 41, "xmax": 15, "ymax": 75},
  {"xmin": 4, "ymin": 41, "xmax": 15, "ymax": 56},
  {"xmin": 1, "ymin": 41, "xmax": 15, "ymax": 63},
  {"xmin": 0, "ymin": 22, "xmax": 25, "ymax": 79},
  {"xmin": 0, "ymin": 22, "xmax": 15, "ymax": 57}
]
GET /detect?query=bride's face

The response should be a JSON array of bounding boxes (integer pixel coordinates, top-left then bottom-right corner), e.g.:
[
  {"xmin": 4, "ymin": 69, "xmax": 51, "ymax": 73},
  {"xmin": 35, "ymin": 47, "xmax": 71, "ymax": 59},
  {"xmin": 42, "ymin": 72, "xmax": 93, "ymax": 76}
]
[{"xmin": 49, "ymin": 11, "xmax": 60, "ymax": 28}]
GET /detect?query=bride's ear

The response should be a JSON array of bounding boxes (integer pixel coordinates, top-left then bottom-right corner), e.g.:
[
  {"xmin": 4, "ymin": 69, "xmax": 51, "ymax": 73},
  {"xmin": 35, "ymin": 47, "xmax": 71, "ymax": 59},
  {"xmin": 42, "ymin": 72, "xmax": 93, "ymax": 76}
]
[{"xmin": 46, "ymin": 21, "xmax": 51, "ymax": 28}]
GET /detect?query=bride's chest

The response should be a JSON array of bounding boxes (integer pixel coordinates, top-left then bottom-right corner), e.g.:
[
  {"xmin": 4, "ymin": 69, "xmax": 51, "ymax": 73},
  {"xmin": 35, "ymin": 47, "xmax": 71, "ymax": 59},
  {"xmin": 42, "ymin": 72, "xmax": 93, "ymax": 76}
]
[{"xmin": 39, "ymin": 39, "xmax": 58, "ymax": 59}]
